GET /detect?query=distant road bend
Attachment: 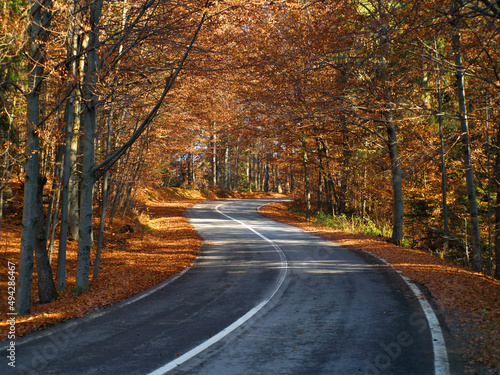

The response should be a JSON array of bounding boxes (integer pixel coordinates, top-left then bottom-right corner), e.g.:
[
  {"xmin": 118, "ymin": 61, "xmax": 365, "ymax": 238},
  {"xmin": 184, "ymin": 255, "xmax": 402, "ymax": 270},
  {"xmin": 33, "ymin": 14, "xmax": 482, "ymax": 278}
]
[{"xmin": 1, "ymin": 198, "xmax": 459, "ymax": 375}]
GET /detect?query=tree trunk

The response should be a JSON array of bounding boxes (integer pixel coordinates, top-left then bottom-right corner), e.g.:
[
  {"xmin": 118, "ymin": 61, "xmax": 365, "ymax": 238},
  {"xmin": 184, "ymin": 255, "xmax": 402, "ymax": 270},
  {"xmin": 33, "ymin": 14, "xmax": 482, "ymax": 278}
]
[
  {"xmin": 68, "ymin": 33, "xmax": 85, "ymax": 241},
  {"xmin": 320, "ymin": 139, "xmax": 335, "ymax": 216},
  {"xmin": 57, "ymin": 104, "xmax": 72, "ymax": 290},
  {"xmin": 17, "ymin": 91, "xmax": 39, "ymax": 314},
  {"xmin": 276, "ymin": 165, "xmax": 282, "ymax": 194},
  {"xmin": 45, "ymin": 145, "xmax": 62, "ymax": 246},
  {"xmin": 453, "ymin": 29, "xmax": 482, "ymax": 272},
  {"xmin": 339, "ymin": 133, "xmax": 351, "ymax": 215},
  {"xmin": 247, "ymin": 156, "xmax": 252, "ymax": 192},
  {"xmin": 494, "ymin": 124, "xmax": 500, "ymax": 279},
  {"xmin": 377, "ymin": 3, "xmax": 404, "ymax": 245},
  {"xmin": 302, "ymin": 140, "xmax": 311, "ymax": 222},
  {"xmin": 387, "ymin": 121, "xmax": 404, "ymax": 244},
  {"xmin": 211, "ymin": 130, "xmax": 217, "ymax": 187},
  {"xmin": 57, "ymin": 3, "xmax": 83, "ymax": 290},
  {"xmin": 34, "ymin": 176, "xmax": 57, "ymax": 304},
  {"xmin": 263, "ymin": 159, "xmax": 270, "ymax": 192},
  {"xmin": 48, "ymin": 173, "xmax": 61, "ymax": 264},
  {"xmin": 75, "ymin": 0, "xmax": 103, "ymax": 293},
  {"xmin": 47, "ymin": 145, "xmax": 63, "ymax": 263},
  {"xmin": 436, "ymin": 46, "xmax": 449, "ymax": 254},
  {"xmin": 93, "ymin": 108, "xmax": 113, "ymax": 280},
  {"xmin": 316, "ymin": 139, "xmax": 324, "ymax": 213},
  {"xmin": 17, "ymin": 0, "xmax": 52, "ymax": 315},
  {"xmin": 253, "ymin": 154, "xmax": 258, "ymax": 190},
  {"xmin": 224, "ymin": 143, "xmax": 230, "ymax": 189}
]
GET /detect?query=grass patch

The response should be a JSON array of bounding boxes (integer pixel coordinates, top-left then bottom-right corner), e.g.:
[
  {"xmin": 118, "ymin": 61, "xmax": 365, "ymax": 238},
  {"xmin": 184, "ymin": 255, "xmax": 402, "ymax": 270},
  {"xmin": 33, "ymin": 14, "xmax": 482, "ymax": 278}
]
[{"xmin": 316, "ymin": 211, "xmax": 392, "ymax": 238}]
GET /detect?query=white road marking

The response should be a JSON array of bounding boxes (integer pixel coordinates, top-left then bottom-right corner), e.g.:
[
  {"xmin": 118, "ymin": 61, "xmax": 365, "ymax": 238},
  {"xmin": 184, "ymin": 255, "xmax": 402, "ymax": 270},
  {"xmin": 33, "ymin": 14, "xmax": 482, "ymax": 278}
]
[
  {"xmin": 146, "ymin": 202, "xmax": 289, "ymax": 375},
  {"xmin": 0, "ymin": 267, "xmax": 191, "ymax": 351},
  {"xmin": 366, "ymin": 253, "xmax": 450, "ymax": 375}
]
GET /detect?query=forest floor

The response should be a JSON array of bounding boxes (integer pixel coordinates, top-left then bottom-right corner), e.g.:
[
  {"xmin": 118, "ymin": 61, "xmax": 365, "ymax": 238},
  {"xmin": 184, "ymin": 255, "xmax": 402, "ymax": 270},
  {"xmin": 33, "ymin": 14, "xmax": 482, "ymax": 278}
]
[
  {"xmin": 0, "ymin": 190, "xmax": 499, "ymax": 374},
  {"xmin": 259, "ymin": 201, "xmax": 500, "ymax": 375}
]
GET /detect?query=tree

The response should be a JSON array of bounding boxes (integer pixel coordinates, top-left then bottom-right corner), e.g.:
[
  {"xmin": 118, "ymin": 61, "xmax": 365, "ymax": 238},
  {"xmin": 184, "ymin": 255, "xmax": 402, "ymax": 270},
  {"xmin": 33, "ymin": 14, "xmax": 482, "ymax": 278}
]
[
  {"xmin": 17, "ymin": 0, "xmax": 56, "ymax": 315},
  {"xmin": 450, "ymin": 3, "xmax": 482, "ymax": 272},
  {"xmin": 74, "ymin": 0, "xmax": 211, "ymax": 292}
]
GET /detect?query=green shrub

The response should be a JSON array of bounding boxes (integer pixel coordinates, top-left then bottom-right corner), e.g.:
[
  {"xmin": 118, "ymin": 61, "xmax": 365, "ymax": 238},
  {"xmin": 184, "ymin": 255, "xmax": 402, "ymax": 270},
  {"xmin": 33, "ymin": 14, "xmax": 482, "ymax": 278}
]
[{"xmin": 316, "ymin": 211, "xmax": 391, "ymax": 238}]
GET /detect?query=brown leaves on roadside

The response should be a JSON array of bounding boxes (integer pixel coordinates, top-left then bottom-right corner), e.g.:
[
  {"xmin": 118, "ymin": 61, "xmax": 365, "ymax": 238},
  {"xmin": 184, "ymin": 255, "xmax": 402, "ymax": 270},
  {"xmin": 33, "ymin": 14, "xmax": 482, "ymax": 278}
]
[
  {"xmin": 0, "ymin": 198, "xmax": 201, "ymax": 341},
  {"xmin": 0, "ymin": 188, "xmax": 287, "ymax": 342}
]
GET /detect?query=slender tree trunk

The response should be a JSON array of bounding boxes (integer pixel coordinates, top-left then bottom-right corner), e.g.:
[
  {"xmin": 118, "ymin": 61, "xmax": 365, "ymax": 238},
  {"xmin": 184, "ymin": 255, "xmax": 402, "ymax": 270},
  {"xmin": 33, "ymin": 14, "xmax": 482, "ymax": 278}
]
[
  {"xmin": 494, "ymin": 123, "xmax": 500, "ymax": 279},
  {"xmin": 47, "ymin": 145, "xmax": 63, "ymax": 263},
  {"xmin": 224, "ymin": 143, "xmax": 230, "ymax": 189},
  {"xmin": 34, "ymin": 176, "xmax": 57, "ymax": 303},
  {"xmin": 48, "ymin": 175, "xmax": 61, "ymax": 264},
  {"xmin": 339, "ymin": 131, "xmax": 351, "ymax": 215},
  {"xmin": 263, "ymin": 158, "xmax": 270, "ymax": 192},
  {"xmin": 253, "ymin": 154, "xmax": 258, "ymax": 190},
  {"xmin": 378, "ymin": 4, "xmax": 403, "ymax": 244},
  {"xmin": 211, "ymin": 130, "xmax": 217, "ymax": 187},
  {"xmin": 486, "ymin": 105, "xmax": 492, "ymax": 275},
  {"xmin": 57, "ymin": 4, "xmax": 82, "ymax": 290},
  {"xmin": 247, "ymin": 156, "xmax": 252, "ymax": 192},
  {"xmin": 0, "ymin": 189, "xmax": 3, "ymax": 236},
  {"xmin": 234, "ymin": 146, "xmax": 240, "ymax": 190},
  {"xmin": 453, "ymin": 29, "xmax": 482, "ymax": 272},
  {"xmin": 387, "ymin": 120, "xmax": 404, "ymax": 244},
  {"xmin": 302, "ymin": 140, "xmax": 311, "ymax": 222},
  {"xmin": 362, "ymin": 163, "xmax": 367, "ymax": 219},
  {"xmin": 75, "ymin": 0, "xmax": 103, "ymax": 293},
  {"xmin": 316, "ymin": 139, "xmax": 324, "ymax": 213},
  {"xmin": 276, "ymin": 165, "xmax": 282, "ymax": 194},
  {"xmin": 57, "ymin": 94, "xmax": 78, "ymax": 290},
  {"xmin": 45, "ymin": 145, "xmax": 61, "ymax": 245},
  {"xmin": 68, "ymin": 35, "xmax": 85, "ymax": 241},
  {"xmin": 435, "ymin": 41, "xmax": 449, "ymax": 254},
  {"xmin": 17, "ymin": 0, "xmax": 52, "ymax": 315},
  {"xmin": 93, "ymin": 105, "xmax": 113, "ymax": 280},
  {"xmin": 320, "ymin": 139, "xmax": 335, "ymax": 216}
]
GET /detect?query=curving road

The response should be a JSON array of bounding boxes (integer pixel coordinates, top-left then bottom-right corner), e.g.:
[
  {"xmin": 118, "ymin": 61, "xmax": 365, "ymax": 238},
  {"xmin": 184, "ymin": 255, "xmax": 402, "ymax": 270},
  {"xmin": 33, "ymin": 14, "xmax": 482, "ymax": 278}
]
[{"xmin": 1, "ymin": 199, "xmax": 459, "ymax": 375}]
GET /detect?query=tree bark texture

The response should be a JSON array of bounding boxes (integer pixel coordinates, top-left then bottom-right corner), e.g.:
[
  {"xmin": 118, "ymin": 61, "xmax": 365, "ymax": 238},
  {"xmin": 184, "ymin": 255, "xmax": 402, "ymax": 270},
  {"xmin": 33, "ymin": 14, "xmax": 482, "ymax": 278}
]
[
  {"xmin": 17, "ymin": 0, "xmax": 52, "ymax": 316},
  {"xmin": 387, "ymin": 122, "xmax": 404, "ymax": 244},
  {"xmin": 34, "ymin": 176, "xmax": 57, "ymax": 303},
  {"xmin": 453, "ymin": 29, "xmax": 482, "ymax": 272},
  {"xmin": 75, "ymin": 0, "xmax": 103, "ymax": 292}
]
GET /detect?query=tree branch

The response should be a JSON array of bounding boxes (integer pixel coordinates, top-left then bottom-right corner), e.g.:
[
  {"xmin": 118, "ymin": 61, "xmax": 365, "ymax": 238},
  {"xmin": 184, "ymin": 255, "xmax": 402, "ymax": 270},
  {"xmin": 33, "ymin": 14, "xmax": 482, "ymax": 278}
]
[{"xmin": 92, "ymin": 2, "xmax": 211, "ymax": 180}]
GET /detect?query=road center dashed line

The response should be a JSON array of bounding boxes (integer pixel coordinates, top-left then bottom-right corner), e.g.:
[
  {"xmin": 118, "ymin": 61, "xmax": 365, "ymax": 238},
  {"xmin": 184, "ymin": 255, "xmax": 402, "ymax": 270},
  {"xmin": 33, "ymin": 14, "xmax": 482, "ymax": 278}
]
[
  {"xmin": 149, "ymin": 200, "xmax": 450, "ymax": 375},
  {"xmin": 147, "ymin": 201, "xmax": 289, "ymax": 375}
]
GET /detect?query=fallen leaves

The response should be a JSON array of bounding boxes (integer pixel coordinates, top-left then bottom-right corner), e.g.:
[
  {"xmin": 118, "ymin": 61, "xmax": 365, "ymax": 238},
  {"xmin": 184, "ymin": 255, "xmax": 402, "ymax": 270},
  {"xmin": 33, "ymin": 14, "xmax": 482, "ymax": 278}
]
[
  {"xmin": 0, "ymin": 198, "xmax": 202, "ymax": 341},
  {"xmin": 0, "ymin": 188, "xmax": 287, "ymax": 343}
]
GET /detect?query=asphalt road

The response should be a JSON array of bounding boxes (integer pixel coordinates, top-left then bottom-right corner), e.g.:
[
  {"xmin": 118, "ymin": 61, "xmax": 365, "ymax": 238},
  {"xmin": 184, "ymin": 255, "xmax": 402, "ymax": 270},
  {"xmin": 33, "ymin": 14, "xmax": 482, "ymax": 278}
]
[{"xmin": 1, "ymin": 199, "xmax": 459, "ymax": 375}]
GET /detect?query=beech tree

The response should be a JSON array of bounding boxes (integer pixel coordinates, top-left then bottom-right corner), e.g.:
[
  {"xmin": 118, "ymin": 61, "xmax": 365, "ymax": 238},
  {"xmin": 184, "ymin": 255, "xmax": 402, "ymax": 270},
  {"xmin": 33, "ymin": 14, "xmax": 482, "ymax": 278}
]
[
  {"xmin": 8, "ymin": 0, "xmax": 500, "ymax": 315},
  {"xmin": 13, "ymin": 0, "xmax": 214, "ymax": 313},
  {"xmin": 18, "ymin": 0, "xmax": 57, "ymax": 315}
]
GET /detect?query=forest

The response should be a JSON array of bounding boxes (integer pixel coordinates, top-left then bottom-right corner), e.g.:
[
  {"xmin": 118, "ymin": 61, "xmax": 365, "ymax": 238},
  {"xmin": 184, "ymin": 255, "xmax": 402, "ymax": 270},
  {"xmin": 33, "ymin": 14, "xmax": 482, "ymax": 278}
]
[{"xmin": 1, "ymin": 0, "xmax": 500, "ymax": 317}]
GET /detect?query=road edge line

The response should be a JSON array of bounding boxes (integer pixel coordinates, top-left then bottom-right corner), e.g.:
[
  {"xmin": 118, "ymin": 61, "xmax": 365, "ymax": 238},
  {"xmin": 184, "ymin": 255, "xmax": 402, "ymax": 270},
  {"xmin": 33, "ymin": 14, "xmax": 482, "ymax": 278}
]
[
  {"xmin": 359, "ymin": 252, "xmax": 450, "ymax": 375},
  {"xmin": 0, "ymin": 267, "xmax": 192, "ymax": 351}
]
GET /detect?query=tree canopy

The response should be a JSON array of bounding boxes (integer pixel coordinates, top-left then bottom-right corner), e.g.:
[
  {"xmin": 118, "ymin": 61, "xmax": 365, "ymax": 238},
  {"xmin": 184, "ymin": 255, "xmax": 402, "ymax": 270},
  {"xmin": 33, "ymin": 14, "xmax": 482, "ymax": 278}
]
[{"xmin": 2, "ymin": 0, "xmax": 500, "ymax": 315}]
